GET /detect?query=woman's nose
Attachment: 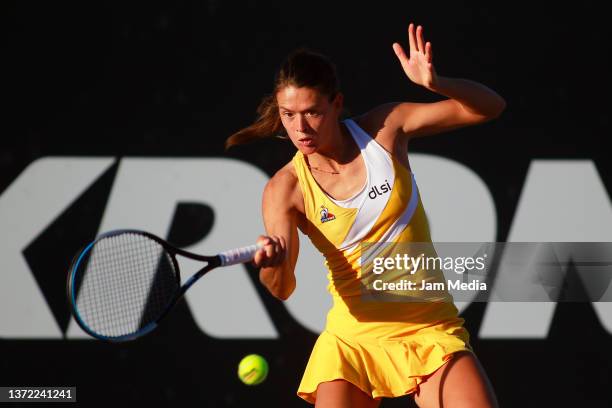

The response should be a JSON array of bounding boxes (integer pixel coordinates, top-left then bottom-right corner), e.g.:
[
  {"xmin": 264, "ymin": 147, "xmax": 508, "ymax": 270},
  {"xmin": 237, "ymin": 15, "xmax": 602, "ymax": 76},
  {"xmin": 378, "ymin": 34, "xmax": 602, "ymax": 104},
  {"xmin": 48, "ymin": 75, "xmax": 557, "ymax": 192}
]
[{"xmin": 295, "ymin": 115, "xmax": 307, "ymax": 132}]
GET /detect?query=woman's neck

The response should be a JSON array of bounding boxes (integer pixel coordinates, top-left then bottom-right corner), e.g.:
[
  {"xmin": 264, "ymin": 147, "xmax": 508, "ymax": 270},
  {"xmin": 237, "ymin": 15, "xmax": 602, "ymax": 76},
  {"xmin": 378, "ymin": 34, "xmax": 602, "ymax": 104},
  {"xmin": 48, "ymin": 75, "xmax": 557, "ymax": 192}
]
[{"xmin": 307, "ymin": 122, "xmax": 357, "ymax": 173}]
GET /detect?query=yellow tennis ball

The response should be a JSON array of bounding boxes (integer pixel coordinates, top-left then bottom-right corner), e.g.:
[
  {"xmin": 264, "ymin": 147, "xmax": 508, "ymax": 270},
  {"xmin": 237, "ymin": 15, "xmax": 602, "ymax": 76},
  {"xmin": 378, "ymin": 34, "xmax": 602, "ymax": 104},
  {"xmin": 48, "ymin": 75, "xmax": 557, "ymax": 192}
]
[{"xmin": 238, "ymin": 354, "xmax": 269, "ymax": 385}]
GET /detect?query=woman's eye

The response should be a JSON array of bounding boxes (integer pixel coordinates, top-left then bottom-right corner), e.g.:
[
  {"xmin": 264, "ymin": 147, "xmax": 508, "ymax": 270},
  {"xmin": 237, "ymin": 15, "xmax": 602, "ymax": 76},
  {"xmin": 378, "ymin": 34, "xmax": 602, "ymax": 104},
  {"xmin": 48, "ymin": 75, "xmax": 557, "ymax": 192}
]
[
  {"xmin": 307, "ymin": 112, "xmax": 320, "ymax": 117},
  {"xmin": 283, "ymin": 112, "xmax": 293, "ymax": 118}
]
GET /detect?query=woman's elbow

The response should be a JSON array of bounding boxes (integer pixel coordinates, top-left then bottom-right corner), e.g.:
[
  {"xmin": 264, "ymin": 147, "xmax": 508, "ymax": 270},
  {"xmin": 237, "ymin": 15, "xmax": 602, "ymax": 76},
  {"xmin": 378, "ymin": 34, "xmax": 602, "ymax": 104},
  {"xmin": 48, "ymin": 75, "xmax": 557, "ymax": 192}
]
[
  {"xmin": 259, "ymin": 267, "xmax": 296, "ymax": 301},
  {"xmin": 477, "ymin": 98, "xmax": 506, "ymax": 123},
  {"xmin": 268, "ymin": 283, "xmax": 295, "ymax": 301},
  {"xmin": 273, "ymin": 277, "xmax": 296, "ymax": 301},
  {"xmin": 489, "ymin": 94, "xmax": 507, "ymax": 119},
  {"xmin": 275, "ymin": 286, "xmax": 295, "ymax": 301},
  {"xmin": 491, "ymin": 96, "xmax": 507, "ymax": 118}
]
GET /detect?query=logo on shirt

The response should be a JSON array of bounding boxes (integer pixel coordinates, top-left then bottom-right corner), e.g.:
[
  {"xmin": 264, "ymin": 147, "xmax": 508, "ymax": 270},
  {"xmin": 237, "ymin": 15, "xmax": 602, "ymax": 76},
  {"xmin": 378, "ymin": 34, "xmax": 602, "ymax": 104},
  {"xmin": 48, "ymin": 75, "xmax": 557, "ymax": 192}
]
[
  {"xmin": 320, "ymin": 206, "xmax": 336, "ymax": 223},
  {"xmin": 368, "ymin": 179, "xmax": 392, "ymax": 199}
]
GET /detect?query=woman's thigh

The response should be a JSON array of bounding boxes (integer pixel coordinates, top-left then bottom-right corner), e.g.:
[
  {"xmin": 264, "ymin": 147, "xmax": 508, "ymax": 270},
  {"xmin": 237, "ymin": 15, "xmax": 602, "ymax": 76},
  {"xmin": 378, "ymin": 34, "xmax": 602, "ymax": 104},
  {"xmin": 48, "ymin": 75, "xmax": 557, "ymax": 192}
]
[
  {"xmin": 315, "ymin": 380, "xmax": 381, "ymax": 408},
  {"xmin": 413, "ymin": 351, "xmax": 499, "ymax": 408}
]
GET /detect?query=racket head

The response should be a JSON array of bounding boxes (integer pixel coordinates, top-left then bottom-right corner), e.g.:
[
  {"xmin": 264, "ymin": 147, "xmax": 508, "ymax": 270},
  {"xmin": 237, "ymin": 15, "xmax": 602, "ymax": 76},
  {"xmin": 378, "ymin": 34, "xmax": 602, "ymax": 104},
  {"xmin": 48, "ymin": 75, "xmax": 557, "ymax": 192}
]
[{"xmin": 67, "ymin": 229, "xmax": 182, "ymax": 342}]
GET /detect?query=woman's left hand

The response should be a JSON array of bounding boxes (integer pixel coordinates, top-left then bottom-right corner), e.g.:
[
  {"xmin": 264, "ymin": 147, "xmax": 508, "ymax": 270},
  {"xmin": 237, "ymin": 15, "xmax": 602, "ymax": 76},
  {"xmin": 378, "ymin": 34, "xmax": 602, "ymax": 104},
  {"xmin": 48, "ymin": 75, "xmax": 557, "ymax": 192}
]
[{"xmin": 392, "ymin": 23, "xmax": 438, "ymax": 90}]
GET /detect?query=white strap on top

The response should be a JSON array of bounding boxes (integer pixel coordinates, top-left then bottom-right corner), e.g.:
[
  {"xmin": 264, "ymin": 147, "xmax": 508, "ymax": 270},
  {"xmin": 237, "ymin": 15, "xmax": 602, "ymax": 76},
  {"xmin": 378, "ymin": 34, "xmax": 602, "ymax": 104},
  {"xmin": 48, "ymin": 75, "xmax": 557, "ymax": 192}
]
[{"xmin": 335, "ymin": 119, "xmax": 396, "ymax": 251}]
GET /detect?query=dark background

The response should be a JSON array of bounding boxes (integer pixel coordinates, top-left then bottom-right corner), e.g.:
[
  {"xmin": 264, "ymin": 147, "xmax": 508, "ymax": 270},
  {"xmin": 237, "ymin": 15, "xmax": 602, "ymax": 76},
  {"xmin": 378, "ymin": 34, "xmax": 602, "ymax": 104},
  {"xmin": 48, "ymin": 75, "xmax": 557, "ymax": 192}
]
[{"xmin": 1, "ymin": 1, "xmax": 611, "ymax": 406}]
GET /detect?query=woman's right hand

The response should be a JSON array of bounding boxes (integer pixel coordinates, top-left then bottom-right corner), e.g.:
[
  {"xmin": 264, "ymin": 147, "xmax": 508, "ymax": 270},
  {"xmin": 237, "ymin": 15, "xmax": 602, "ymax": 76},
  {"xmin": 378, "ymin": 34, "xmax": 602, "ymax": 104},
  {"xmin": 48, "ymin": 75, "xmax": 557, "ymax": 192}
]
[{"xmin": 253, "ymin": 235, "xmax": 287, "ymax": 268}]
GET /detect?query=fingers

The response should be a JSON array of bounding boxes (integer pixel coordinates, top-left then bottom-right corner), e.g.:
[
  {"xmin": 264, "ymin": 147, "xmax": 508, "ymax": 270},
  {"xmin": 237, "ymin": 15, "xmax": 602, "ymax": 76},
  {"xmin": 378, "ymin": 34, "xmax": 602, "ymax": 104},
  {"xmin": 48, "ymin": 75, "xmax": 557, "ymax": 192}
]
[
  {"xmin": 406, "ymin": 22, "xmax": 430, "ymax": 57},
  {"xmin": 253, "ymin": 235, "xmax": 286, "ymax": 268},
  {"xmin": 416, "ymin": 25, "xmax": 425, "ymax": 53},
  {"xmin": 392, "ymin": 42, "xmax": 408, "ymax": 65},
  {"xmin": 408, "ymin": 22, "xmax": 417, "ymax": 53},
  {"xmin": 256, "ymin": 235, "xmax": 271, "ymax": 247}
]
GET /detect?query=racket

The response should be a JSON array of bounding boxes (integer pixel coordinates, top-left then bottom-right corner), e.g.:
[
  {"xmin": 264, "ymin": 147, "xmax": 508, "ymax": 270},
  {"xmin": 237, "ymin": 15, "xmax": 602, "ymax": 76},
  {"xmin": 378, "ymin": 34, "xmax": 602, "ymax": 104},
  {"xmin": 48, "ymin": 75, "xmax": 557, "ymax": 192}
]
[{"xmin": 67, "ymin": 229, "xmax": 261, "ymax": 343}]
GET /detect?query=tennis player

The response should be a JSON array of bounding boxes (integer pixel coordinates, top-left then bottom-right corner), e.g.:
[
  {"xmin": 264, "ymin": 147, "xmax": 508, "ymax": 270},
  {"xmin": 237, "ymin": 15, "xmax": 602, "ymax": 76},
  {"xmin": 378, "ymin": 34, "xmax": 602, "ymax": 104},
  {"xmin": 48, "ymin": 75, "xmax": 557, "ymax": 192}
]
[{"xmin": 227, "ymin": 23, "xmax": 504, "ymax": 408}]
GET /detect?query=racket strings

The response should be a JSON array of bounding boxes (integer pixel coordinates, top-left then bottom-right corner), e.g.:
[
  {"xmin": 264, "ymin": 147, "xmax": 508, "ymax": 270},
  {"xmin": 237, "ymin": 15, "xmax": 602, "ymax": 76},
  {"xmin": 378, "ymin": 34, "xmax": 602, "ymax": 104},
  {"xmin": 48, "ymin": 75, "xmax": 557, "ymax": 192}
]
[{"xmin": 73, "ymin": 233, "xmax": 179, "ymax": 338}]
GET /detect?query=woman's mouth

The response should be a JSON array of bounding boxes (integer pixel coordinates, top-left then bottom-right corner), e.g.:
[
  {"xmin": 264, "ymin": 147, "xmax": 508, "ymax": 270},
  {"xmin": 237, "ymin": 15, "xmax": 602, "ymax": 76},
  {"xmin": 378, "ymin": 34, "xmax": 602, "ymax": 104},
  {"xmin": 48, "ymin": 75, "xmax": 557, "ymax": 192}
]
[{"xmin": 298, "ymin": 137, "xmax": 314, "ymax": 147}]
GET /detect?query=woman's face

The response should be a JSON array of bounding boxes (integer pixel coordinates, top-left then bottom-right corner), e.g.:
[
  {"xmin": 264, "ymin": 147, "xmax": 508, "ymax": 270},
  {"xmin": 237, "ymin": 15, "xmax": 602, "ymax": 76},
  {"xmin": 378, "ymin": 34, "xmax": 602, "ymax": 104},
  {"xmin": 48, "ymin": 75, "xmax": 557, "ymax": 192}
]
[{"xmin": 276, "ymin": 85, "xmax": 342, "ymax": 155}]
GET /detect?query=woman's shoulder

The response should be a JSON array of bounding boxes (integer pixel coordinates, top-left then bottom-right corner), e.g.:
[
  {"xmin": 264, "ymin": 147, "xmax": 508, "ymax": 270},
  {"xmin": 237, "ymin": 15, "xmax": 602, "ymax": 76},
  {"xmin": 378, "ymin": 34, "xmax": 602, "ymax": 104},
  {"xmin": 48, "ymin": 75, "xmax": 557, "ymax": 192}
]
[
  {"xmin": 351, "ymin": 103, "xmax": 406, "ymax": 156},
  {"xmin": 352, "ymin": 103, "xmax": 406, "ymax": 138},
  {"xmin": 271, "ymin": 161, "xmax": 298, "ymax": 188},
  {"xmin": 263, "ymin": 161, "xmax": 303, "ymax": 212}
]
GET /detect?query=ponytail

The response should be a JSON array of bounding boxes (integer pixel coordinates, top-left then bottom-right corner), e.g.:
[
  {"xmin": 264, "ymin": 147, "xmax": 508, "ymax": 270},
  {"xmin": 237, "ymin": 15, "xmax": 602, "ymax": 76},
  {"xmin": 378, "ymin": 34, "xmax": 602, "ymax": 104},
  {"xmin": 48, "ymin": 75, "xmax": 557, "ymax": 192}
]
[{"xmin": 225, "ymin": 94, "xmax": 286, "ymax": 150}]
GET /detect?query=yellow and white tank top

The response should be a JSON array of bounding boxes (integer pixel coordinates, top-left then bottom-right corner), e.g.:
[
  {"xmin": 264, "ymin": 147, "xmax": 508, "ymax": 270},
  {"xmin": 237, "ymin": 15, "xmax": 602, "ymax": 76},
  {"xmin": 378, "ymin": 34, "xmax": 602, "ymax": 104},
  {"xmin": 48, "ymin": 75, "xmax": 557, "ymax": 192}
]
[{"xmin": 293, "ymin": 118, "xmax": 451, "ymax": 300}]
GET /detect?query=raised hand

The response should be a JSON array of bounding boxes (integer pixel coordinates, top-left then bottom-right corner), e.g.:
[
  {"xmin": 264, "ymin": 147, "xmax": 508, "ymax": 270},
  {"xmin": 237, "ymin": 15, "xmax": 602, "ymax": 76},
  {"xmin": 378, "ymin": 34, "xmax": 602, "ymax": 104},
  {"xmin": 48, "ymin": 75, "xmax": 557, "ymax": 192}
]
[{"xmin": 392, "ymin": 23, "xmax": 438, "ymax": 90}]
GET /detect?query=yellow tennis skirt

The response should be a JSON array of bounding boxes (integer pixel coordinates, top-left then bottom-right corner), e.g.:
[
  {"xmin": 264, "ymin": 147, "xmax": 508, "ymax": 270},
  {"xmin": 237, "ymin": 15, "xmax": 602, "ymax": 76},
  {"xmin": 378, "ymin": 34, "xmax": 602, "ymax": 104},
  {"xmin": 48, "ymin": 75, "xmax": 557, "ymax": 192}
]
[{"xmin": 297, "ymin": 295, "xmax": 472, "ymax": 404}]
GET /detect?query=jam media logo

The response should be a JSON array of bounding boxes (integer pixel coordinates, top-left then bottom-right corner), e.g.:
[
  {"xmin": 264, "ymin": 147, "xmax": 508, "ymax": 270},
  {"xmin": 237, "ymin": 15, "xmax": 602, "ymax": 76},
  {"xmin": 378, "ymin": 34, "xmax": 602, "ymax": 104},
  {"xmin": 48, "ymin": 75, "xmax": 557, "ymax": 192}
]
[
  {"xmin": 368, "ymin": 179, "xmax": 392, "ymax": 200},
  {"xmin": 320, "ymin": 206, "xmax": 336, "ymax": 223}
]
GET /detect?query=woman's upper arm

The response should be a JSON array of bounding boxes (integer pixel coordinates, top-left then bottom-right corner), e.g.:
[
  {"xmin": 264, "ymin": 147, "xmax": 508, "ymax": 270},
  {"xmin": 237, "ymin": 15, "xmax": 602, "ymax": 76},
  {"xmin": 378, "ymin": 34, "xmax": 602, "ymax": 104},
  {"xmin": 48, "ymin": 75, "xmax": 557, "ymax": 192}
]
[{"xmin": 261, "ymin": 170, "xmax": 300, "ymax": 273}]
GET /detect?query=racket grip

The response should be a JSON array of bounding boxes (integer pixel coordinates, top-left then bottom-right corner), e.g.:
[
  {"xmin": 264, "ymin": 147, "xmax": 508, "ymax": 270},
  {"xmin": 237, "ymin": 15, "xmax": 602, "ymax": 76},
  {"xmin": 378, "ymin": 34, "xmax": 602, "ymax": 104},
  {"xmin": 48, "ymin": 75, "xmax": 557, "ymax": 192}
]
[{"xmin": 219, "ymin": 244, "xmax": 262, "ymax": 266}]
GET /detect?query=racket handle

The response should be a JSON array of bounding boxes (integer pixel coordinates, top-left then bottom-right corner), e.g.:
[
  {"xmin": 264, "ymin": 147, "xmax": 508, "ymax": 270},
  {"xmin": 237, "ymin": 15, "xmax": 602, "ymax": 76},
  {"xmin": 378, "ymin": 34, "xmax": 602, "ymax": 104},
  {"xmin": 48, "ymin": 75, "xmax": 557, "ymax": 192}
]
[{"xmin": 219, "ymin": 244, "xmax": 262, "ymax": 266}]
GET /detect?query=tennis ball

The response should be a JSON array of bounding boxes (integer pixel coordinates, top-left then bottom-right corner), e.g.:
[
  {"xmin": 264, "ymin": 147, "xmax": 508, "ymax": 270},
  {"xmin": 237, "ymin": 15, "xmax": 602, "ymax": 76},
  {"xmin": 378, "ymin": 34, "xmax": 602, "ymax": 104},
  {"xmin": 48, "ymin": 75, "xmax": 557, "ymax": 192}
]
[{"xmin": 238, "ymin": 354, "xmax": 269, "ymax": 385}]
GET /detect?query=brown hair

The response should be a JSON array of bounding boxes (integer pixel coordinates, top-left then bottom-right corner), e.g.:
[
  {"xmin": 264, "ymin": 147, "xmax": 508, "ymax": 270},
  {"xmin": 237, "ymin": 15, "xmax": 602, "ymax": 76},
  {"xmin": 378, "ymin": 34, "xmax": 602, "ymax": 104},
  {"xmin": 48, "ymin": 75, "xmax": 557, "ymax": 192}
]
[{"xmin": 225, "ymin": 47, "xmax": 340, "ymax": 149}]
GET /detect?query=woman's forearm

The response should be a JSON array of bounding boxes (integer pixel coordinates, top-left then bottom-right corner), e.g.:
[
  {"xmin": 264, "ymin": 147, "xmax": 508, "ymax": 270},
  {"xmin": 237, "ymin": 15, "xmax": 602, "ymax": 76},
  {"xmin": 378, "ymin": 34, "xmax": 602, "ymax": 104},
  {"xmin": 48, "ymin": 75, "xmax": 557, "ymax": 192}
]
[{"xmin": 429, "ymin": 76, "xmax": 506, "ymax": 118}]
